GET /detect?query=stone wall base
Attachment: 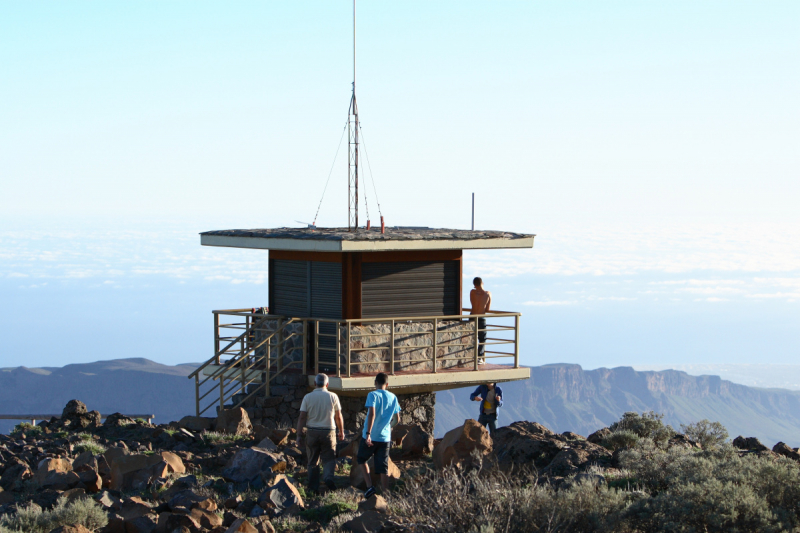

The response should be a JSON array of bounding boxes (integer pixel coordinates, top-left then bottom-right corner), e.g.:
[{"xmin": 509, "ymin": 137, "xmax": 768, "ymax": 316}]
[{"xmin": 238, "ymin": 373, "xmax": 436, "ymax": 436}]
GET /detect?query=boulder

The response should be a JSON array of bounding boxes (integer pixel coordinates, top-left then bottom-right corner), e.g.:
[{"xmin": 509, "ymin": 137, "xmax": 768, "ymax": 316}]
[
  {"xmin": 73, "ymin": 451, "xmax": 98, "ymax": 472},
  {"xmin": 123, "ymin": 514, "xmax": 157, "ymax": 533},
  {"xmin": 493, "ymin": 421, "xmax": 611, "ymax": 472},
  {"xmin": 1, "ymin": 461, "xmax": 32, "ymax": 491},
  {"xmin": 432, "ymin": 419, "xmax": 492, "ymax": 469},
  {"xmin": 267, "ymin": 429, "xmax": 292, "ymax": 447},
  {"xmin": 190, "ymin": 508, "xmax": 223, "ymax": 529},
  {"xmin": 250, "ymin": 517, "xmax": 276, "ymax": 533},
  {"xmin": 217, "ymin": 408, "xmax": 253, "ymax": 436},
  {"xmin": 104, "ymin": 447, "xmax": 128, "ymax": 467},
  {"xmin": 61, "ymin": 400, "xmax": 101, "ymax": 429},
  {"xmin": 542, "ymin": 448, "xmax": 591, "ymax": 476},
  {"xmin": 264, "ymin": 475, "xmax": 304, "ymax": 510},
  {"xmin": 158, "ymin": 452, "xmax": 185, "ymax": 475},
  {"xmin": 773, "ymin": 442, "xmax": 800, "ymax": 461},
  {"xmin": 493, "ymin": 421, "xmax": 566, "ymax": 467},
  {"xmin": 192, "ymin": 497, "xmax": 218, "ymax": 512},
  {"xmin": 587, "ymin": 428, "xmax": 611, "ymax": 445},
  {"xmin": 392, "ymin": 424, "xmax": 434, "ymax": 457},
  {"xmin": 342, "ymin": 510, "xmax": 389, "ymax": 533},
  {"xmin": 255, "ymin": 438, "xmax": 278, "ymax": 452},
  {"xmin": 358, "ymin": 494, "xmax": 388, "ymax": 514},
  {"xmin": 104, "ymin": 414, "xmax": 135, "ymax": 427},
  {"xmin": 50, "ymin": 525, "xmax": 92, "ymax": 533},
  {"xmin": 118, "ymin": 496, "xmax": 153, "ymax": 520},
  {"xmin": 349, "ymin": 456, "xmax": 400, "ymax": 490},
  {"xmin": 222, "ymin": 448, "xmax": 285, "ymax": 484},
  {"xmin": 0, "ymin": 490, "xmax": 15, "ymax": 505},
  {"xmin": 96, "ymin": 491, "xmax": 122, "ymax": 511},
  {"xmin": 225, "ymin": 518, "xmax": 258, "ymax": 533},
  {"xmin": 78, "ymin": 470, "xmax": 103, "ymax": 493},
  {"xmin": 35, "ymin": 458, "xmax": 75, "ymax": 489},
  {"xmin": 733, "ymin": 436, "xmax": 769, "ymax": 452},
  {"xmin": 63, "ymin": 399, "xmax": 88, "ymax": 418},
  {"xmin": 161, "ymin": 475, "xmax": 198, "ymax": 500},
  {"xmin": 167, "ymin": 490, "xmax": 207, "ymax": 512},
  {"xmin": 109, "ymin": 454, "xmax": 165, "ymax": 491},
  {"xmin": 668, "ymin": 434, "xmax": 701, "ymax": 449},
  {"xmin": 178, "ymin": 416, "xmax": 214, "ymax": 433}
]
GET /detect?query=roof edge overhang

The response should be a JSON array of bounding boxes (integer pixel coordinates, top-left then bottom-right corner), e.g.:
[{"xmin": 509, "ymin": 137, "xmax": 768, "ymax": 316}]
[{"xmin": 200, "ymin": 234, "xmax": 534, "ymax": 252}]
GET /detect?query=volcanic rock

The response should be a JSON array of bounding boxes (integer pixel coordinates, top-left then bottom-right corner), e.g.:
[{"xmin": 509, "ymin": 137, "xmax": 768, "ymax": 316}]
[{"xmin": 432, "ymin": 419, "xmax": 492, "ymax": 469}]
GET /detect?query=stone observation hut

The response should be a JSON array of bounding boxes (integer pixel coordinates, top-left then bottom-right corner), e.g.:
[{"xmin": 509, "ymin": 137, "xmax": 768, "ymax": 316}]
[{"xmin": 189, "ymin": 226, "xmax": 534, "ymax": 434}]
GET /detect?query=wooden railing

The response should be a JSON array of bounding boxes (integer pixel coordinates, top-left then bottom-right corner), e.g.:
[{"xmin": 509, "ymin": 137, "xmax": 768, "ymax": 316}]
[{"xmin": 191, "ymin": 308, "xmax": 520, "ymax": 416}]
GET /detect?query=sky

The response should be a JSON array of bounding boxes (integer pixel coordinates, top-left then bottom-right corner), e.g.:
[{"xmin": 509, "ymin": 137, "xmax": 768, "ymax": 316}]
[{"xmin": 1, "ymin": 2, "xmax": 798, "ymax": 376}]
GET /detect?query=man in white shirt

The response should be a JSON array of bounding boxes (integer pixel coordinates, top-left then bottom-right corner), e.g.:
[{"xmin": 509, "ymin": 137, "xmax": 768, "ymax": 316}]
[{"xmin": 296, "ymin": 373, "xmax": 345, "ymax": 492}]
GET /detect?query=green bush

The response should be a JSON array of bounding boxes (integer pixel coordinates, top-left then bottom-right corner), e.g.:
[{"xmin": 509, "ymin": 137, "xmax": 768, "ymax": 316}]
[
  {"xmin": 0, "ymin": 497, "xmax": 108, "ymax": 533},
  {"xmin": 602, "ymin": 429, "xmax": 640, "ymax": 451},
  {"xmin": 10, "ymin": 423, "xmax": 42, "ymax": 438},
  {"xmin": 680, "ymin": 419, "xmax": 729, "ymax": 449},
  {"xmin": 201, "ymin": 431, "xmax": 250, "ymax": 446},
  {"xmin": 609, "ymin": 411, "xmax": 675, "ymax": 448},
  {"xmin": 74, "ymin": 441, "xmax": 107, "ymax": 456}
]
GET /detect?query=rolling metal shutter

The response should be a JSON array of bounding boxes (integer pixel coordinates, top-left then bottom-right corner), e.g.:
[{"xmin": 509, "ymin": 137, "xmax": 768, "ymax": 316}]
[
  {"xmin": 310, "ymin": 262, "xmax": 342, "ymax": 319},
  {"xmin": 269, "ymin": 260, "xmax": 343, "ymax": 318},
  {"xmin": 361, "ymin": 261, "xmax": 459, "ymax": 318},
  {"xmin": 269, "ymin": 260, "xmax": 309, "ymax": 316}
]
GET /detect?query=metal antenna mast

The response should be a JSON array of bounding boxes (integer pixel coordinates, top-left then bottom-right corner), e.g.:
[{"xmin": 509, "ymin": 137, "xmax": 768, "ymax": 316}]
[{"xmin": 347, "ymin": 0, "xmax": 359, "ymax": 231}]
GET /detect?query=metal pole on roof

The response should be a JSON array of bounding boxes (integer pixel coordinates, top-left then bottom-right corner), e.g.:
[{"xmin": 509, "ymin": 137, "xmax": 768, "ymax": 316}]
[
  {"xmin": 472, "ymin": 193, "xmax": 475, "ymax": 231},
  {"xmin": 347, "ymin": 0, "xmax": 359, "ymax": 232}
]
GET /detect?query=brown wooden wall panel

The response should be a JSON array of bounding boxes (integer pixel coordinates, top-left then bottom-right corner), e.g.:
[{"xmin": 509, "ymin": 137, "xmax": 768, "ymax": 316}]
[
  {"xmin": 360, "ymin": 250, "xmax": 462, "ymax": 263},
  {"xmin": 269, "ymin": 251, "xmax": 343, "ymax": 263}
]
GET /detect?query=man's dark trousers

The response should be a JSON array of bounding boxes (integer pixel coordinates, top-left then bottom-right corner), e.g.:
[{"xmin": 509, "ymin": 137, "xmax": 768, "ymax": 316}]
[{"xmin": 478, "ymin": 412, "xmax": 497, "ymax": 436}]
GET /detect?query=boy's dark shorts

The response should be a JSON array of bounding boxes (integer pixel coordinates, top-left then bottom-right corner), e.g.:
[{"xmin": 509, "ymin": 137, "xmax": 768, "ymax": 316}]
[{"xmin": 356, "ymin": 438, "xmax": 391, "ymax": 474}]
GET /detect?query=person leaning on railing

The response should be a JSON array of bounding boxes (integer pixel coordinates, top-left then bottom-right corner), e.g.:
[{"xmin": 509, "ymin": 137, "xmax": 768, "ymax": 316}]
[
  {"xmin": 470, "ymin": 382, "xmax": 503, "ymax": 437},
  {"xmin": 470, "ymin": 276, "xmax": 491, "ymax": 365}
]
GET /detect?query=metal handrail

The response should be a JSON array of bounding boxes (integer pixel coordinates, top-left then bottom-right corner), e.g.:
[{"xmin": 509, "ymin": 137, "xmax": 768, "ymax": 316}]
[{"xmin": 195, "ymin": 308, "xmax": 521, "ymax": 414}]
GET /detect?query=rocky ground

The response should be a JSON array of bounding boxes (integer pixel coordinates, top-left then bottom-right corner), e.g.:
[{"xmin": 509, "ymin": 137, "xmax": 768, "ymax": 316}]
[{"xmin": 1, "ymin": 401, "xmax": 800, "ymax": 533}]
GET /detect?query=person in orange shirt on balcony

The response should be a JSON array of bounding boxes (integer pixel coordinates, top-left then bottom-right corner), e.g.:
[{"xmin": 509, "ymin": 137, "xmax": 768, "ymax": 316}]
[{"xmin": 470, "ymin": 277, "xmax": 491, "ymax": 365}]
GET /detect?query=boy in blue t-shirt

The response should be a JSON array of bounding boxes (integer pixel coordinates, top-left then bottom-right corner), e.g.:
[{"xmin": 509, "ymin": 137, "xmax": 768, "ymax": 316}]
[{"xmin": 357, "ymin": 372, "xmax": 401, "ymax": 498}]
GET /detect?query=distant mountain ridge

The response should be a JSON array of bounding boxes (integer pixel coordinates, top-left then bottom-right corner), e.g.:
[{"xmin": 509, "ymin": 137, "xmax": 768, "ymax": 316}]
[
  {"xmin": 437, "ymin": 364, "xmax": 800, "ymax": 443},
  {"xmin": 2, "ymin": 358, "xmax": 799, "ymax": 445}
]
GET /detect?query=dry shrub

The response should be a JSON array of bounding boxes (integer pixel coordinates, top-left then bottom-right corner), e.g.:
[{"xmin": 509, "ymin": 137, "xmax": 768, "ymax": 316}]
[
  {"xmin": 0, "ymin": 497, "xmax": 108, "ymax": 533},
  {"xmin": 389, "ymin": 465, "xmax": 635, "ymax": 533}
]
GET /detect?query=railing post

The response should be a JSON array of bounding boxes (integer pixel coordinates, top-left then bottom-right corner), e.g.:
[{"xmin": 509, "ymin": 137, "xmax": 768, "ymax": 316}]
[
  {"xmin": 315, "ymin": 321, "xmax": 320, "ymax": 375},
  {"xmin": 214, "ymin": 313, "xmax": 220, "ymax": 364},
  {"xmin": 195, "ymin": 374, "xmax": 200, "ymax": 416},
  {"xmin": 266, "ymin": 339, "xmax": 271, "ymax": 397},
  {"xmin": 277, "ymin": 318, "xmax": 284, "ymax": 373},
  {"xmin": 344, "ymin": 321, "xmax": 352, "ymax": 376},
  {"xmin": 302, "ymin": 320, "xmax": 308, "ymax": 376},
  {"xmin": 390, "ymin": 319, "xmax": 395, "ymax": 375},
  {"xmin": 514, "ymin": 314, "xmax": 520, "ymax": 368},
  {"xmin": 219, "ymin": 375, "xmax": 225, "ymax": 414},
  {"xmin": 346, "ymin": 321, "xmax": 351, "ymax": 378},
  {"xmin": 474, "ymin": 315, "xmax": 480, "ymax": 371},
  {"xmin": 432, "ymin": 318, "xmax": 438, "ymax": 373}
]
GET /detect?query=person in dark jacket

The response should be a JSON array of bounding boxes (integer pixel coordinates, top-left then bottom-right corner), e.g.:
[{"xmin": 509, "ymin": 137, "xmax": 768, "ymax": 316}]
[{"xmin": 470, "ymin": 383, "xmax": 503, "ymax": 436}]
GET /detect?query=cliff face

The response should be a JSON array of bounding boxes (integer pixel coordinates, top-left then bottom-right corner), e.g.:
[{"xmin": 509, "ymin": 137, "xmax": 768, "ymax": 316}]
[
  {"xmin": 3, "ymin": 359, "xmax": 800, "ymax": 446},
  {"xmin": 436, "ymin": 364, "xmax": 800, "ymax": 445}
]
